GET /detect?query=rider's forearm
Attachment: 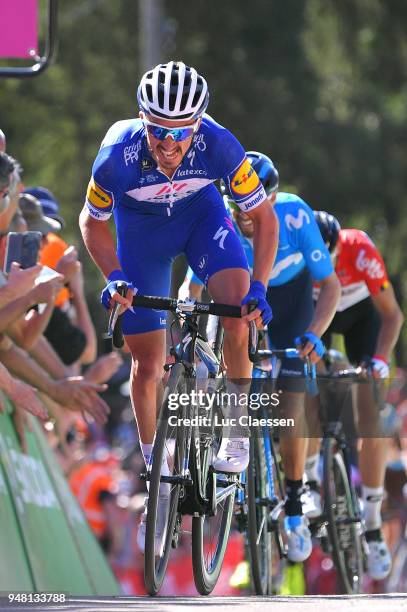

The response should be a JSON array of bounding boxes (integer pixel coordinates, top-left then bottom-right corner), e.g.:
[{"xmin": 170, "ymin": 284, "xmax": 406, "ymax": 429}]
[
  {"xmin": 79, "ymin": 207, "xmax": 122, "ymax": 279},
  {"xmin": 252, "ymin": 206, "xmax": 279, "ymax": 286},
  {"xmin": 375, "ymin": 311, "xmax": 404, "ymax": 362},
  {"xmin": 307, "ymin": 273, "xmax": 341, "ymax": 338}
]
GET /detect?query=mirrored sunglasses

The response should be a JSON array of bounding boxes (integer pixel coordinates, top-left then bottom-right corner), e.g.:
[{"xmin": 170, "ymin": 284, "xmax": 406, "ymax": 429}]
[{"xmin": 143, "ymin": 119, "xmax": 199, "ymax": 142}]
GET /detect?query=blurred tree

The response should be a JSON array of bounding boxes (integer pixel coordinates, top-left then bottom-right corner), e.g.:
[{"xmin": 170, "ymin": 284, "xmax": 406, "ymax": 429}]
[{"xmin": 0, "ymin": 0, "xmax": 405, "ymax": 358}]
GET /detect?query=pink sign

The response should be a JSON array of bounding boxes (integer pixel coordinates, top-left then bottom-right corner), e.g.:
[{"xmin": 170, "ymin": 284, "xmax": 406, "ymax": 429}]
[{"xmin": 0, "ymin": 0, "xmax": 38, "ymax": 58}]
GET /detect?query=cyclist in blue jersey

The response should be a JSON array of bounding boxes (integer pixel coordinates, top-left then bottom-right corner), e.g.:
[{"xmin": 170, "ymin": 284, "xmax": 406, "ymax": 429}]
[
  {"xmin": 184, "ymin": 152, "xmax": 341, "ymax": 562},
  {"xmin": 79, "ymin": 62, "xmax": 279, "ymax": 553}
]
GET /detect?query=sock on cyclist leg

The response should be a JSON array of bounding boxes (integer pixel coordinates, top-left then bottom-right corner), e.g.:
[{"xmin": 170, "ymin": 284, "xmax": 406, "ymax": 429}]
[
  {"xmin": 141, "ymin": 443, "xmax": 153, "ymax": 468},
  {"xmin": 285, "ymin": 478, "xmax": 304, "ymax": 516},
  {"xmin": 362, "ymin": 485, "xmax": 384, "ymax": 532},
  {"xmin": 305, "ymin": 453, "xmax": 321, "ymax": 485},
  {"xmin": 141, "ymin": 442, "xmax": 170, "ymax": 496}
]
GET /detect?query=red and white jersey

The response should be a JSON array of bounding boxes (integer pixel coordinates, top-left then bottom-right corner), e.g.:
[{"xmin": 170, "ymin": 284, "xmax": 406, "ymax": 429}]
[{"xmin": 314, "ymin": 229, "xmax": 389, "ymax": 311}]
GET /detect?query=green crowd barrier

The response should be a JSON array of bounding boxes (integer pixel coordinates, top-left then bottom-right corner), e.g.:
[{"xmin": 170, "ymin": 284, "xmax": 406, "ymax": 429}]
[{"xmin": 0, "ymin": 394, "xmax": 121, "ymax": 595}]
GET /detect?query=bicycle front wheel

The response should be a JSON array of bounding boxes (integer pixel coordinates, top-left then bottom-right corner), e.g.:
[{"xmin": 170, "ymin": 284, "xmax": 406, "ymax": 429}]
[
  {"xmin": 144, "ymin": 363, "xmax": 187, "ymax": 595},
  {"xmin": 323, "ymin": 437, "xmax": 363, "ymax": 594},
  {"xmin": 247, "ymin": 434, "xmax": 273, "ymax": 595},
  {"xmin": 191, "ymin": 396, "xmax": 236, "ymax": 595}
]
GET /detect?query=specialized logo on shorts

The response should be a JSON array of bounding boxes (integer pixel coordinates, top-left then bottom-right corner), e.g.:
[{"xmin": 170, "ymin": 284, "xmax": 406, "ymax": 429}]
[
  {"xmin": 285, "ymin": 209, "xmax": 310, "ymax": 231},
  {"xmin": 356, "ymin": 249, "xmax": 384, "ymax": 279},
  {"xmin": 213, "ymin": 226, "xmax": 229, "ymax": 250},
  {"xmin": 230, "ymin": 159, "xmax": 260, "ymax": 196},
  {"xmin": 86, "ymin": 179, "xmax": 113, "ymax": 209}
]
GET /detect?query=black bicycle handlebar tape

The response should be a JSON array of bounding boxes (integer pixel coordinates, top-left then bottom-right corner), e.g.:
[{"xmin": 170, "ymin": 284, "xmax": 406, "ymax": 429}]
[
  {"xmin": 111, "ymin": 281, "xmax": 127, "ymax": 349},
  {"xmin": 132, "ymin": 294, "xmax": 242, "ymax": 318}
]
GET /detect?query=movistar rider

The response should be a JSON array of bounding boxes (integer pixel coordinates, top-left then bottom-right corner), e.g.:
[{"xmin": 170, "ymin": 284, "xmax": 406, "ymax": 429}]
[{"xmin": 185, "ymin": 152, "xmax": 341, "ymax": 562}]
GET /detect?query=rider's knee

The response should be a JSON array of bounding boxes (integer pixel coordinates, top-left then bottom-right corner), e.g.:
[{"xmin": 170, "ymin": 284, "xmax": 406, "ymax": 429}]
[
  {"xmin": 222, "ymin": 316, "xmax": 247, "ymax": 340},
  {"xmin": 133, "ymin": 357, "xmax": 163, "ymax": 382}
]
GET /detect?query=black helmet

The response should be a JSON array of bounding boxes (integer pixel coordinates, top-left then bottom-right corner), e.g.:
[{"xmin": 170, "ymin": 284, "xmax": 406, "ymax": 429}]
[{"xmin": 314, "ymin": 210, "xmax": 341, "ymax": 252}]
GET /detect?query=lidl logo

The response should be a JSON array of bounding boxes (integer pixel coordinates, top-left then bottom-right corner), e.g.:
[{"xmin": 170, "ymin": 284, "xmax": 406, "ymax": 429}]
[
  {"xmin": 231, "ymin": 159, "xmax": 260, "ymax": 196},
  {"xmin": 86, "ymin": 179, "xmax": 113, "ymax": 209}
]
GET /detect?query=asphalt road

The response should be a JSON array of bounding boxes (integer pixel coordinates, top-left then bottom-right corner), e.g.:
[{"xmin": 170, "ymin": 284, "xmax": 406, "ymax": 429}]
[{"xmin": 1, "ymin": 595, "xmax": 407, "ymax": 612}]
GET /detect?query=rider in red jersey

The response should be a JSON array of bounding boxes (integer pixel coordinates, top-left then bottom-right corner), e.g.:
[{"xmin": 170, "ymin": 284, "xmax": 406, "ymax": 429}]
[{"xmin": 309, "ymin": 212, "xmax": 404, "ymax": 581}]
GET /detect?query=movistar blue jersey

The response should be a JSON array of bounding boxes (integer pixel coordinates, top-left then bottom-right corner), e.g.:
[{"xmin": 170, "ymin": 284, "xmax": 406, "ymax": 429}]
[
  {"xmin": 85, "ymin": 114, "xmax": 267, "ymax": 221},
  {"xmin": 189, "ymin": 192, "xmax": 333, "ymax": 287}
]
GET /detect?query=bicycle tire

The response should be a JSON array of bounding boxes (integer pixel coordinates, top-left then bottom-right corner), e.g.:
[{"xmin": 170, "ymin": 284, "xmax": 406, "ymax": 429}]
[
  {"xmin": 247, "ymin": 434, "xmax": 273, "ymax": 595},
  {"xmin": 323, "ymin": 437, "xmax": 363, "ymax": 594},
  {"xmin": 386, "ymin": 538, "xmax": 407, "ymax": 593},
  {"xmin": 191, "ymin": 397, "xmax": 236, "ymax": 595},
  {"xmin": 144, "ymin": 362, "xmax": 187, "ymax": 595}
]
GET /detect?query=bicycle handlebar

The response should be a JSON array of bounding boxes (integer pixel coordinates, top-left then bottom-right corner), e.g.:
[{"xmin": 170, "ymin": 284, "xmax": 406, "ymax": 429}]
[
  {"xmin": 248, "ymin": 320, "xmax": 319, "ymax": 396},
  {"xmin": 107, "ymin": 285, "xmax": 242, "ymax": 349},
  {"xmin": 132, "ymin": 294, "xmax": 242, "ymax": 318},
  {"xmin": 317, "ymin": 365, "xmax": 369, "ymax": 380}
]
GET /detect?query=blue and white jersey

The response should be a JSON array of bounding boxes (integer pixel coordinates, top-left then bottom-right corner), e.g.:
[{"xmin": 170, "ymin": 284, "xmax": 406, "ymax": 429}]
[
  {"xmin": 85, "ymin": 115, "xmax": 267, "ymax": 221},
  {"xmin": 189, "ymin": 192, "xmax": 333, "ymax": 287}
]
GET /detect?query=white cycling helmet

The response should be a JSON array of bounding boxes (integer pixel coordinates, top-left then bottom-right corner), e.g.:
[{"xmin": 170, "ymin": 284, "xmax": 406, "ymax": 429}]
[{"xmin": 137, "ymin": 61, "xmax": 209, "ymax": 121}]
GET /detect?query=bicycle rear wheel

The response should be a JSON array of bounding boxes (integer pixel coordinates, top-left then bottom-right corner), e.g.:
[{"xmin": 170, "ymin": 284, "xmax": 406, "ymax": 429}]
[
  {"xmin": 144, "ymin": 363, "xmax": 187, "ymax": 595},
  {"xmin": 323, "ymin": 437, "xmax": 363, "ymax": 594},
  {"xmin": 247, "ymin": 434, "xmax": 273, "ymax": 595}
]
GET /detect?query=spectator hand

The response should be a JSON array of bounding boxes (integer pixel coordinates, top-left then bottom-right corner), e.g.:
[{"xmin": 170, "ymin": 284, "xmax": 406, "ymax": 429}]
[
  {"xmin": 101, "ymin": 269, "xmax": 134, "ymax": 314},
  {"xmin": 5, "ymin": 262, "xmax": 43, "ymax": 301},
  {"xmin": 30, "ymin": 273, "xmax": 64, "ymax": 305},
  {"xmin": 84, "ymin": 352, "xmax": 123, "ymax": 384},
  {"xmin": 9, "ymin": 379, "xmax": 49, "ymax": 420},
  {"xmin": 242, "ymin": 281, "xmax": 273, "ymax": 327},
  {"xmin": 56, "ymin": 246, "xmax": 80, "ymax": 284},
  {"xmin": 68, "ymin": 261, "xmax": 85, "ymax": 297},
  {"xmin": 295, "ymin": 331, "xmax": 325, "ymax": 364},
  {"xmin": 51, "ymin": 377, "xmax": 110, "ymax": 425}
]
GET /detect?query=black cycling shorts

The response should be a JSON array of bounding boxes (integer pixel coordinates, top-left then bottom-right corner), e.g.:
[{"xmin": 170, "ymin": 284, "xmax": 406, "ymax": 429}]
[
  {"xmin": 267, "ymin": 267, "xmax": 314, "ymax": 391},
  {"xmin": 322, "ymin": 297, "xmax": 380, "ymax": 365}
]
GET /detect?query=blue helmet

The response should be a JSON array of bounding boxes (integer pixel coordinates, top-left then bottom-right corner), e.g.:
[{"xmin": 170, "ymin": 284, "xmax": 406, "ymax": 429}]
[{"xmin": 246, "ymin": 151, "xmax": 279, "ymax": 196}]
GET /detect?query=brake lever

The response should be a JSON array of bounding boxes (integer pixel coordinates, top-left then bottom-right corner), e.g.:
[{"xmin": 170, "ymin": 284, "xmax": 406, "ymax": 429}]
[
  {"xmin": 107, "ymin": 281, "xmax": 127, "ymax": 349},
  {"xmin": 304, "ymin": 357, "xmax": 319, "ymax": 396},
  {"xmin": 247, "ymin": 300, "xmax": 259, "ymax": 362}
]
